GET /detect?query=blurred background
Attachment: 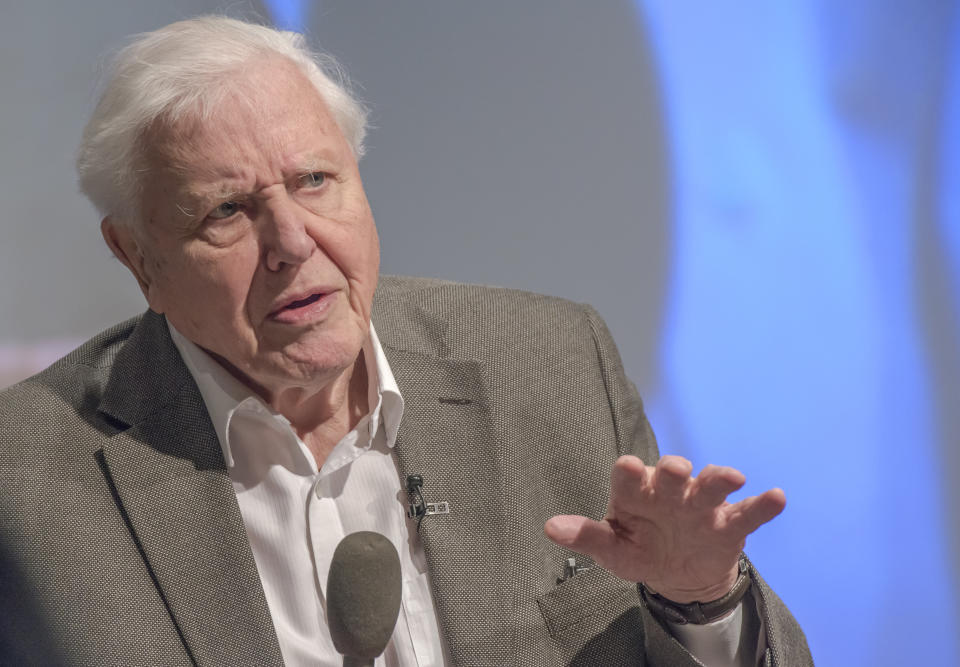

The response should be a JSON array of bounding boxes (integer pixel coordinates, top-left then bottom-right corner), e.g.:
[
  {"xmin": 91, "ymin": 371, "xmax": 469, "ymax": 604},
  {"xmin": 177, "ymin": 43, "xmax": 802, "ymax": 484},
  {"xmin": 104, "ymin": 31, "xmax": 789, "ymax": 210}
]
[{"xmin": 1, "ymin": 1, "xmax": 957, "ymax": 664}]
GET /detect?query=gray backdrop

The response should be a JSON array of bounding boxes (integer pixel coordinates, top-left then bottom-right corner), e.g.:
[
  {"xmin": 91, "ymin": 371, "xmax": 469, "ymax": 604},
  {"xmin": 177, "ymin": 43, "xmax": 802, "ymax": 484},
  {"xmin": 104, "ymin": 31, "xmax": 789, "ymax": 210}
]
[{"xmin": 0, "ymin": 0, "xmax": 667, "ymax": 396}]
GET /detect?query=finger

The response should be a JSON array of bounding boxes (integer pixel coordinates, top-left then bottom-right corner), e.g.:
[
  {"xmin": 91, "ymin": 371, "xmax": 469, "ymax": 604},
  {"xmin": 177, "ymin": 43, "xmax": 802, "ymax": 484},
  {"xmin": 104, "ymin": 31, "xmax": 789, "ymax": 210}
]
[
  {"xmin": 653, "ymin": 455, "xmax": 692, "ymax": 499},
  {"xmin": 610, "ymin": 455, "xmax": 652, "ymax": 501},
  {"xmin": 725, "ymin": 488, "xmax": 787, "ymax": 537},
  {"xmin": 690, "ymin": 465, "xmax": 746, "ymax": 510},
  {"xmin": 544, "ymin": 515, "xmax": 618, "ymax": 559}
]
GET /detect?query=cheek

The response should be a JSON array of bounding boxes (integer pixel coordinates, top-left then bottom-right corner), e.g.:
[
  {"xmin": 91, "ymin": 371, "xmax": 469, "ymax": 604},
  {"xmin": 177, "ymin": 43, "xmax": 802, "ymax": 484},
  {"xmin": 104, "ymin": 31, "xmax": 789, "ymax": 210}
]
[
  {"xmin": 306, "ymin": 188, "xmax": 378, "ymax": 275},
  {"xmin": 156, "ymin": 248, "xmax": 258, "ymax": 330},
  {"xmin": 334, "ymin": 228, "xmax": 379, "ymax": 296},
  {"xmin": 328, "ymin": 210, "xmax": 379, "ymax": 278}
]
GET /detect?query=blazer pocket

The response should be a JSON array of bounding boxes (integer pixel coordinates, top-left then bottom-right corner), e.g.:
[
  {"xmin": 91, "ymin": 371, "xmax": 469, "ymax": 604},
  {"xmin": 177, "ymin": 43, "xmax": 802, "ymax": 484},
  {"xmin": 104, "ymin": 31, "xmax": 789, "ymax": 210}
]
[{"xmin": 536, "ymin": 565, "xmax": 641, "ymax": 639}]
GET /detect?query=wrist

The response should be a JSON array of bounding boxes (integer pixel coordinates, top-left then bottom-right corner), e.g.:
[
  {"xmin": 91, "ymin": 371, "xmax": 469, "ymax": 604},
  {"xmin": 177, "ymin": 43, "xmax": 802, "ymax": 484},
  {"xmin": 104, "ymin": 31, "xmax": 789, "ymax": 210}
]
[
  {"xmin": 639, "ymin": 556, "xmax": 751, "ymax": 625},
  {"xmin": 649, "ymin": 565, "xmax": 739, "ymax": 604}
]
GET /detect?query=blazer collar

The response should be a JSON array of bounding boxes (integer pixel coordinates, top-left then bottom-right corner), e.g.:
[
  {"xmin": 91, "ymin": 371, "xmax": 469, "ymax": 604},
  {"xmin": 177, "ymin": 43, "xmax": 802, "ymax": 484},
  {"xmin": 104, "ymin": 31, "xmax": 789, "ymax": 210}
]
[
  {"xmin": 373, "ymin": 285, "xmax": 517, "ymax": 665},
  {"xmin": 97, "ymin": 310, "xmax": 285, "ymax": 666},
  {"xmin": 96, "ymin": 305, "xmax": 517, "ymax": 666},
  {"xmin": 381, "ymin": 345, "xmax": 514, "ymax": 666}
]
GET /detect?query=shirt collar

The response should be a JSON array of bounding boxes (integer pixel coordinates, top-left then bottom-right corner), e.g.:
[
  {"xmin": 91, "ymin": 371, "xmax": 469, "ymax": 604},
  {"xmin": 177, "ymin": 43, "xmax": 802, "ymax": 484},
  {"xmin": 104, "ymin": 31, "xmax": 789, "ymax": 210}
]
[{"xmin": 167, "ymin": 320, "xmax": 404, "ymax": 469}]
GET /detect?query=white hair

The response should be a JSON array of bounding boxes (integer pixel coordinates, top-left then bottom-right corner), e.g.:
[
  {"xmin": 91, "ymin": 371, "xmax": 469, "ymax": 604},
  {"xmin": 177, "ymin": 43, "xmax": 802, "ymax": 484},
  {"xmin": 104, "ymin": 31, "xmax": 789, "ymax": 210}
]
[{"xmin": 77, "ymin": 15, "xmax": 368, "ymax": 226}]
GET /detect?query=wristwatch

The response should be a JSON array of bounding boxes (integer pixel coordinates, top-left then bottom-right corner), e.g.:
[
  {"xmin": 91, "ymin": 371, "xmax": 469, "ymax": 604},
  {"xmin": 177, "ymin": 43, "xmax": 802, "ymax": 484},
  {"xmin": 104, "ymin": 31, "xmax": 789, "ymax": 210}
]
[{"xmin": 638, "ymin": 556, "xmax": 752, "ymax": 625}]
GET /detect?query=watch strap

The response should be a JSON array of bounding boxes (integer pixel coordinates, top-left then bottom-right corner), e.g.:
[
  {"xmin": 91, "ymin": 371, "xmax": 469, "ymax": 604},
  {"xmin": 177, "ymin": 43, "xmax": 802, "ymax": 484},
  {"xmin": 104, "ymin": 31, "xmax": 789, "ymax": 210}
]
[{"xmin": 639, "ymin": 556, "xmax": 751, "ymax": 625}]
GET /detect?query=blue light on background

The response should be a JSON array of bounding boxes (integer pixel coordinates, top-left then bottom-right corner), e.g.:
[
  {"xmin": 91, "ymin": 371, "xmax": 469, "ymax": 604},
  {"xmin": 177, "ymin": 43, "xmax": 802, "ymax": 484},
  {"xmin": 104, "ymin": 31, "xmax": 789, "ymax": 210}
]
[
  {"xmin": 264, "ymin": 0, "xmax": 308, "ymax": 32},
  {"xmin": 944, "ymin": 8, "xmax": 960, "ymax": 308},
  {"xmin": 262, "ymin": 1, "xmax": 960, "ymax": 663},
  {"xmin": 637, "ymin": 1, "xmax": 959, "ymax": 664}
]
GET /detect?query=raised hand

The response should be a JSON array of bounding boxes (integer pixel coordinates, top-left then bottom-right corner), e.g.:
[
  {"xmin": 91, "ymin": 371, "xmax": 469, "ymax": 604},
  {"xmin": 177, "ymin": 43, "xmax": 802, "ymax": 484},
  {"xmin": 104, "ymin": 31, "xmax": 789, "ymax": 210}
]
[{"xmin": 544, "ymin": 454, "xmax": 786, "ymax": 603}]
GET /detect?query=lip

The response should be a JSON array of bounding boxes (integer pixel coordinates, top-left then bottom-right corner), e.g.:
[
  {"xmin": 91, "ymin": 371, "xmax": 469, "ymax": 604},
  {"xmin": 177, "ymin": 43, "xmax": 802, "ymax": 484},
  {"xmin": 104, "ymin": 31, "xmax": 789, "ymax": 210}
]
[{"xmin": 267, "ymin": 288, "xmax": 339, "ymax": 324}]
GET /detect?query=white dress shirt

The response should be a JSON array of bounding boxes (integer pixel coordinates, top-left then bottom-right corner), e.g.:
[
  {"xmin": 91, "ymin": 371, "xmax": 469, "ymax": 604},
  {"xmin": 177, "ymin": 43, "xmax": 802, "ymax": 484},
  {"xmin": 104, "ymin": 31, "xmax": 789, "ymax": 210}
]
[
  {"xmin": 170, "ymin": 323, "xmax": 448, "ymax": 666},
  {"xmin": 169, "ymin": 321, "xmax": 753, "ymax": 667}
]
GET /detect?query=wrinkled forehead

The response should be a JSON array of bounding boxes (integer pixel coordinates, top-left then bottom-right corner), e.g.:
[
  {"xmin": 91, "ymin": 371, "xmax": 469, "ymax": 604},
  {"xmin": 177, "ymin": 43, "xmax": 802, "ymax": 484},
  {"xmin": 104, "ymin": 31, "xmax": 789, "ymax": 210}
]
[{"xmin": 141, "ymin": 57, "xmax": 346, "ymax": 179}]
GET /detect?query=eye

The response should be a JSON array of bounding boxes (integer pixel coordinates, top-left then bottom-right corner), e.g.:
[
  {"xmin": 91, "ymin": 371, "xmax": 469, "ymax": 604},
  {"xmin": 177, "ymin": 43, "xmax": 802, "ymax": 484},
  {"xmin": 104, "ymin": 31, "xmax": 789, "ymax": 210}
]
[
  {"xmin": 298, "ymin": 172, "xmax": 326, "ymax": 189},
  {"xmin": 208, "ymin": 201, "xmax": 241, "ymax": 220}
]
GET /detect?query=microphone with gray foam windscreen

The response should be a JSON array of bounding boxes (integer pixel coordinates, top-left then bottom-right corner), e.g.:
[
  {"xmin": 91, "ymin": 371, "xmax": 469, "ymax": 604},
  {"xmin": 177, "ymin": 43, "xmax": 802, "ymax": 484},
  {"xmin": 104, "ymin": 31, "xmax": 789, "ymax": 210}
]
[{"xmin": 326, "ymin": 531, "xmax": 403, "ymax": 667}]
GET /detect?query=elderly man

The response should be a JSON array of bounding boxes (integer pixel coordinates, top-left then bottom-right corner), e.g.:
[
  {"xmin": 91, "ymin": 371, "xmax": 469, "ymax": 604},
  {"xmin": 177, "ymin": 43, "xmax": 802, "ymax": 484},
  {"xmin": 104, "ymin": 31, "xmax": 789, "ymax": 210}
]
[{"xmin": 0, "ymin": 16, "xmax": 810, "ymax": 667}]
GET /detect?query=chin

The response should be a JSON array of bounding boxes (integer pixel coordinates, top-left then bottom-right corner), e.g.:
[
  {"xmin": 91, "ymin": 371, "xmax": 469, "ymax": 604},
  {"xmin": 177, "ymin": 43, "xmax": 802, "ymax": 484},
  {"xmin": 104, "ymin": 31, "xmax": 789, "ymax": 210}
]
[{"xmin": 275, "ymin": 335, "xmax": 364, "ymax": 382}]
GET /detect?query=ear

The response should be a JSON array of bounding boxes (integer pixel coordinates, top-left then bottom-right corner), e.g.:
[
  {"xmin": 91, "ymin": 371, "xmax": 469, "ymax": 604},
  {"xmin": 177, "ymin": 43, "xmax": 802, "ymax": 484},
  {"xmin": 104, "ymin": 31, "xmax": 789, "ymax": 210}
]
[{"xmin": 101, "ymin": 217, "xmax": 164, "ymax": 314}]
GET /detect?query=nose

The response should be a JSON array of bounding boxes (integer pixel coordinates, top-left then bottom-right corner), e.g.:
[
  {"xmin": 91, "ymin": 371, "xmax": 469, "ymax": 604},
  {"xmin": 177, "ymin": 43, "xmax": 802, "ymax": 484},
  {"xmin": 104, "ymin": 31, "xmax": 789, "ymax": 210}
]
[{"xmin": 261, "ymin": 194, "xmax": 315, "ymax": 272}]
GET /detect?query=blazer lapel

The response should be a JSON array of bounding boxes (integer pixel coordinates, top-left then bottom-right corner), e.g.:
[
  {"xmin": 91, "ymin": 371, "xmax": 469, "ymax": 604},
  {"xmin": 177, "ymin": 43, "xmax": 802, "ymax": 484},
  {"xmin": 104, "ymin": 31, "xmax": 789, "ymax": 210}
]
[
  {"xmin": 385, "ymin": 344, "xmax": 516, "ymax": 667},
  {"xmin": 97, "ymin": 312, "xmax": 284, "ymax": 667}
]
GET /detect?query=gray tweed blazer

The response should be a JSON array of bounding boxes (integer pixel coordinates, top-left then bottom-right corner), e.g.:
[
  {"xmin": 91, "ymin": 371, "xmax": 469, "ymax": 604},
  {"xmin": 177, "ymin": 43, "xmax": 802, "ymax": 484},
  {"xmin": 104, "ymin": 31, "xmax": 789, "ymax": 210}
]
[{"xmin": 0, "ymin": 275, "xmax": 811, "ymax": 666}]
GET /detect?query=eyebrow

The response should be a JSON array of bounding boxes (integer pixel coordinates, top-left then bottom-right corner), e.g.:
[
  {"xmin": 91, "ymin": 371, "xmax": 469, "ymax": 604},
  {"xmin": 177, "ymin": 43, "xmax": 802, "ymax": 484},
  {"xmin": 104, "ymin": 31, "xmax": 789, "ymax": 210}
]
[
  {"xmin": 183, "ymin": 154, "xmax": 334, "ymax": 206},
  {"xmin": 187, "ymin": 185, "xmax": 242, "ymax": 205}
]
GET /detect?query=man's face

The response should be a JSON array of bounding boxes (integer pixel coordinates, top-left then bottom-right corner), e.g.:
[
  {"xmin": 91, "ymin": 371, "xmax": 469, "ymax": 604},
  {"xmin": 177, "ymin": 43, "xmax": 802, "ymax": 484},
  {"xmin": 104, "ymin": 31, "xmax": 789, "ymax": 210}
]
[{"xmin": 107, "ymin": 58, "xmax": 379, "ymax": 398}]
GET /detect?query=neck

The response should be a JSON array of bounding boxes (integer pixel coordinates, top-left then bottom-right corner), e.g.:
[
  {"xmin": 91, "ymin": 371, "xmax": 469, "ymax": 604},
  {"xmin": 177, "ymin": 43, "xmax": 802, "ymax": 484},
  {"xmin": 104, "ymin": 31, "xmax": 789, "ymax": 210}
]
[
  {"xmin": 213, "ymin": 355, "xmax": 370, "ymax": 469},
  {"xmin": 205, "ymin": 344, "xmax": 372, "ymax": 468},
  {"xmin": 270, "ymin": 352, "xmax": 370, "ymax": 467}
]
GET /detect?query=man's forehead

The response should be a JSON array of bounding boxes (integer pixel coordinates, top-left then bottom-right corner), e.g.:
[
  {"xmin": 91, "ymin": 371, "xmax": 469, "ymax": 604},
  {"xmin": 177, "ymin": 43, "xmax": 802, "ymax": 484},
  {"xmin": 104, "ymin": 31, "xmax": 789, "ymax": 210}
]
[
  {"xmin": 142, "ymin": 63, "xmax": 347, "ymax": 196},
  {"xmin": 151, "ymin": 58, "xmax": 337, "ymax": 145}
]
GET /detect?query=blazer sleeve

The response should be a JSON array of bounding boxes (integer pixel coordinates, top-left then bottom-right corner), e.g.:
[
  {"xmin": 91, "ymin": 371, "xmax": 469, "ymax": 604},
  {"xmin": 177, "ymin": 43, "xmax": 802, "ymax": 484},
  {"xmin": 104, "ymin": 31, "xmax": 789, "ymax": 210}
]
[{"xmin": 582, "ymin": 305, "xmax": 813, "ymax": 667}]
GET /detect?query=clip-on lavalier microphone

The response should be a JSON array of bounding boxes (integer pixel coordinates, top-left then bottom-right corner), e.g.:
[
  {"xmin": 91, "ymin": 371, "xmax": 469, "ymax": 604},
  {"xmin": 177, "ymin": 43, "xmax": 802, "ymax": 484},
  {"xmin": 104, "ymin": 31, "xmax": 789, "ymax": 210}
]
[{"xmin": 405, "ymin": 474, "xmax": 450, "ymax": 532}]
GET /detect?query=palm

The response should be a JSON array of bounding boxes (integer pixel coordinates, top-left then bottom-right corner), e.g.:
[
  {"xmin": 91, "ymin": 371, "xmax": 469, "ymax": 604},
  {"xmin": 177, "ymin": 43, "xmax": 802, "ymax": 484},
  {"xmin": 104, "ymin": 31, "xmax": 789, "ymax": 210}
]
[{"xmin": 545, "ymin": 455, "xmax": 785, "ymax": 603}]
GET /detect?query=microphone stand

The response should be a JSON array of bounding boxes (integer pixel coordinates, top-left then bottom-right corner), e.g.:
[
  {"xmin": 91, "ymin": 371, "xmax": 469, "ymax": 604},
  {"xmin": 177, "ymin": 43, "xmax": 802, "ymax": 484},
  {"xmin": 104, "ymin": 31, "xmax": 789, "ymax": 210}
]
[{"xmin": 343, "ymin": 657, "xmax": 374, "ymax": 667}]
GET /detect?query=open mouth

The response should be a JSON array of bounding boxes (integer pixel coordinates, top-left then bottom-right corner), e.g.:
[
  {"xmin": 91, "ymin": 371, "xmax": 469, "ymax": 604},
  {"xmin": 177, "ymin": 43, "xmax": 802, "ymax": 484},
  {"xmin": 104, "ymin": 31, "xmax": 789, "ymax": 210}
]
[
  {"xmin": 284, "ymin": 293, "xmax": 324, "ymax": 310},
  {"xmin": 268, "ymin": 290, "xmax": 336, "ymax": 323}
]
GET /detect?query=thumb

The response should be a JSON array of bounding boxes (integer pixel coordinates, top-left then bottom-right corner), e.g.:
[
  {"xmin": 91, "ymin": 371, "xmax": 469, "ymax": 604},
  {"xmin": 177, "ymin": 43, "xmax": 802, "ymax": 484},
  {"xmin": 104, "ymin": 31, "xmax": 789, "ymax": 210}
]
[{"xmin": 544, "ymin": 515, "xmax": 618, "ymax": 559}]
